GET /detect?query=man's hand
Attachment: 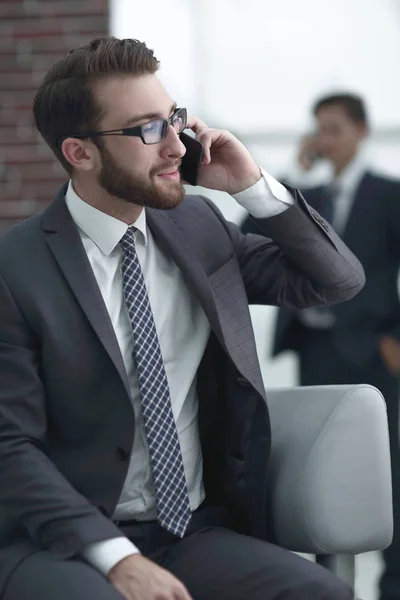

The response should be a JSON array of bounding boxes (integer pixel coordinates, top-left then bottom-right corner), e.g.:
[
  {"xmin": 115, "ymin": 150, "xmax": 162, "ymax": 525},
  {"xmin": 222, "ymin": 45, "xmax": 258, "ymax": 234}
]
[
  {"xmin": 108, "ymin": 554, "xmax": 193, "ymax": 600},
  {"xmin": 379, "ymin": 335, "xmax": 400, "ymax": 375},
  {"xmin": 187, "ymin": 116, "xmax": 261, "ymax": 195},
  {"xmin": 297, "ymin": 134, "xmax": 322, "ymax": 171}
]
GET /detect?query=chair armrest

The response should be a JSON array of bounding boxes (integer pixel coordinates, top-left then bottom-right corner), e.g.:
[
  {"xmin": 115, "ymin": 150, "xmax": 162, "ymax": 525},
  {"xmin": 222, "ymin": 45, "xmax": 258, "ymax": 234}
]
[{"xmin": 266, "ymin": 384, "xmax": 393, "ymax": 554}]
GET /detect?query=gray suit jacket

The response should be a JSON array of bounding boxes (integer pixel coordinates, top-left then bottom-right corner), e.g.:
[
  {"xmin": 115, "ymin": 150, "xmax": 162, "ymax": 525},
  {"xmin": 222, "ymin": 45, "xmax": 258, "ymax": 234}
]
[{"xmin": 0, "ymin": 182, "xmax": 364, "ymax": 594}]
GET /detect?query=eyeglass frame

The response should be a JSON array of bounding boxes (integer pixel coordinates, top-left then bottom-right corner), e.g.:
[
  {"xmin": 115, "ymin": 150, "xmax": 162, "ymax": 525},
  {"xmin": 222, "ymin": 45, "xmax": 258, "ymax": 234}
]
[{"xmin": 57, "ymin": 107, "xmax": 187, "ymax": 146}]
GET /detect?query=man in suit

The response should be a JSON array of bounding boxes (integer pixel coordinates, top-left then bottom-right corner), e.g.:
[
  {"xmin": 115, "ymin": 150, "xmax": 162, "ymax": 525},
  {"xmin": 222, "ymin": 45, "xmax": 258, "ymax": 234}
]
[
  {"xmin": 0, "ymin": 39, "xmax": 365, "ymax": 600},
  {"xmin": 242, "ymin": 93, "xmax": 400, "ymax": 600}
]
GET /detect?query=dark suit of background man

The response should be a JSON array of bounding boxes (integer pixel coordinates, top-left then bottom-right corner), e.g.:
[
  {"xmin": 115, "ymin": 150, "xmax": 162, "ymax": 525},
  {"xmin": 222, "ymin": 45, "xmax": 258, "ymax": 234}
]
[
  {"xmin": 242, "ymin": 93, "xmax": 400, "ymax": 600},
  {"xmin": 0, "ymin": 39, "xmax": 365, "ymax": 600}
]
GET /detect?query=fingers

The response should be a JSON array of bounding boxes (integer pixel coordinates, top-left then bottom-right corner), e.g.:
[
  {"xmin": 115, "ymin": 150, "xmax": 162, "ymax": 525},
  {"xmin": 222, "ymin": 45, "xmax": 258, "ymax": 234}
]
[
  {"xmin": 176, "ymin": 583, "xmax": 193, "ymax": 600},
  {"xmin": 186, "ymin": 116, "xmax": 212, "ymax": 164},
  {"xmin": 195, "ymin": 130, "xmax": 215, "ymax": 165},
  {"xmin": 187, "ymin": 117, "xmax": 230, "ymax": 165},
  {"xmin": 186, "ymin": 115, "xmax": 208, "ymax": 132},
  {"xmin": 187, "ymin": 115, "xmax": 236, "ymax": 167}
]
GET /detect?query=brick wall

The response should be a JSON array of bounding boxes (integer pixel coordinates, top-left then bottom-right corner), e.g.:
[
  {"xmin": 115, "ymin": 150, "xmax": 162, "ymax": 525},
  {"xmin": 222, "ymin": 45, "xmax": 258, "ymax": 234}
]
[{"xmin": 0, "ymin": 0, "xmax": 109, "ymax": 233}]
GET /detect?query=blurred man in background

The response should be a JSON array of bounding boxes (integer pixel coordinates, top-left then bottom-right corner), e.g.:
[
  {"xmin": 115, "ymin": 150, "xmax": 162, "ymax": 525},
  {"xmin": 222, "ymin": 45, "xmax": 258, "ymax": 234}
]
[{"xmin": 242, "ymin": 93, "xmax": 400, "ymax": 600}]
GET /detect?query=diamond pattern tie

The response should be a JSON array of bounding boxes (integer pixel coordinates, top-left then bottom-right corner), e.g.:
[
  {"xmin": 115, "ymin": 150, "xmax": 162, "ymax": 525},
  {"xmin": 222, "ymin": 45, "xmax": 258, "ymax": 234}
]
[{"xmin": 119, "ymin": 227, "xmax": 191, "ymax": 537}]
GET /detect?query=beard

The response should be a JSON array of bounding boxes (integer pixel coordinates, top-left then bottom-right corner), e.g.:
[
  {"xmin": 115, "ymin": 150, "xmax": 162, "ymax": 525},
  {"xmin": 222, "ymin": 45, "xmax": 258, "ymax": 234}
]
[{"xmin": 96, "ymin": 143, "xmax": 185, "ymax": 210}]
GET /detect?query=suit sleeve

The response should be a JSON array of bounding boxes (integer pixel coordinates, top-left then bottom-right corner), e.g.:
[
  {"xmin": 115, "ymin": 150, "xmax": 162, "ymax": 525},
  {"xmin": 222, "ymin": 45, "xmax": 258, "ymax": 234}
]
[
  {"xmin": 204, "ymin": 185, "xmax": 365, "ymax": 308},
  {"xmin": 240, "ymin": 213, "xmax": 262, "ymax": 236},
  {"xmin": 0, "ymin": 272, "xmax": 123, "ymax": 559}
]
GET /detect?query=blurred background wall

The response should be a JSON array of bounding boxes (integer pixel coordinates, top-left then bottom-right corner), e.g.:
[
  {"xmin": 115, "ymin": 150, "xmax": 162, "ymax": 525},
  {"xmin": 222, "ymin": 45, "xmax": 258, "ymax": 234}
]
[{"xmin": 0, "ymin": 0, "xmax": 109, "ymax": 234}]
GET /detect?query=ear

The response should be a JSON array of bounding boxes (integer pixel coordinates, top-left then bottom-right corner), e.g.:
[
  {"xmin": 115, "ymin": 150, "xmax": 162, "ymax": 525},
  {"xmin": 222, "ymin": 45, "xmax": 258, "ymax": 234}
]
[{"xmin": 61, "ymin": 138, "xmax": 97, "ymax": 172}]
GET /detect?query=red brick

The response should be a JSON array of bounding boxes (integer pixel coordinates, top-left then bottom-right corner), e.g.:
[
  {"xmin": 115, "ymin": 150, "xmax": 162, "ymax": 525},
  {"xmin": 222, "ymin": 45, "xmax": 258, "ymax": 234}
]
[
  {"xmin": 0, "ymin": 72, "xmax": 40, "ymax": 91},
  {"xmin": 1, "ymin": 16, "xmax": 108, "ymax": 39},
  {"xmin": 3, "ymin": 162, "xmax": 65, "ymax": 181},
  {"xmin": 1, "ymin": 91, "xmax": 36, "ymax": 109},
  {"xmin": 0, "ymin": 199, "xmax": 53, "ymax": 219},
  {"xmin": 0, "ymin": 199, "xmax": 40, "ymax": 218},
  {"xmin": 0, "ymin": 192, "xmax": 56, "ymax": 205},
  {"xmin": 0, "ymin": 181, "xmax": 65, "ymax": 200},
  {"xmin": 0, "ymin": 144, "xmax": 53, "ymax": 163},
  {"xmin": 0, "ymin": 107, "xmax": 33, "ymax": 128},
  {"xmin": 2, "ymin": 32, "xmax": 107, "ymax": 54},
  {"xmin": 0, "ymin": 52, "xmax": 66, "ymax": 73},
  {"xmin": 0, "ymin": 127, "xmax": 36, "ymax": 144},
  {"xmin": 0, "ymin": 0, "xmax": 108, "ymax": 20},
  {"xmin": 0, "ymin": 0, "xmax": 109, "ymax": 232}
]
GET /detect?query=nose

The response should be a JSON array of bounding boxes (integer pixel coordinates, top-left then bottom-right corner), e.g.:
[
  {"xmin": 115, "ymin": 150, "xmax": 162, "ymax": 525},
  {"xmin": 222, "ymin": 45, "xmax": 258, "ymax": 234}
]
[{"xmin": 159, "ymin": 125, "xmax": 187, "ymax": 160}]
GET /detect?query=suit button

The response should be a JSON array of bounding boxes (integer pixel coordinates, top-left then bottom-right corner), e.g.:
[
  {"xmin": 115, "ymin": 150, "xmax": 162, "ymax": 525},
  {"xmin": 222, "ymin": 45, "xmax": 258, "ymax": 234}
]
[
  {"xmin": 116, "ymin": 447, "xmax": 129, "ymax": 461},
  {"xmin": 236, "ymin": 375, "xmax": 250, "ymax": 387}
]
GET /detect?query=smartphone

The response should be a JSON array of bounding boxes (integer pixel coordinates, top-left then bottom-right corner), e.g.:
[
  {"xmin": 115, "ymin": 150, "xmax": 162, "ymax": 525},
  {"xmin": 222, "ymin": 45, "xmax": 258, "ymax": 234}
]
[{"xmin": 179, "ymin": 131, "xmax": 203, "ymax": 186}]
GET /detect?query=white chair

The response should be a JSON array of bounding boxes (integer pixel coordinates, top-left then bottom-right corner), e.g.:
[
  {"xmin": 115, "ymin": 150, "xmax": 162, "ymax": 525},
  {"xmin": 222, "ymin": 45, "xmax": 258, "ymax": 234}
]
[{"xmin": 267, "ymin": 384, "xmax": 393, "ymax": 591}]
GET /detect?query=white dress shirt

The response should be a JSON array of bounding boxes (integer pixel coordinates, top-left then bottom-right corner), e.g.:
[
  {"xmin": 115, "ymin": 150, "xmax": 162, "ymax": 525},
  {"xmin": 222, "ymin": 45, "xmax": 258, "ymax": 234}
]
[
  {"xmin": 65, "ymin": 169, "xmax": 293, "ymax": 576},
  {"xmin": 329, "ymin": 152, "xmax": 367, "ymax": 235}
]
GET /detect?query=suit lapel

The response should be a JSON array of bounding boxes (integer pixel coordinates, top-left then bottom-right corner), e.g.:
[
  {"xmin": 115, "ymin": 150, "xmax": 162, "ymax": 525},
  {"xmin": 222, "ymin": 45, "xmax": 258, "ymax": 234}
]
[
  {"xmin": 43, "ymin": 190, "xmax": 260, "ymax": 397},
  {"xmin": 42, "ymin": 187, "xmax": 131, "ymax": 396},
  {"xmin": 147, "ymin": 209, "xmax": 265, "ymax": 397},
  {"xmin": 146, "ymin": 209, "xmax": 226, "ymax": 349}
]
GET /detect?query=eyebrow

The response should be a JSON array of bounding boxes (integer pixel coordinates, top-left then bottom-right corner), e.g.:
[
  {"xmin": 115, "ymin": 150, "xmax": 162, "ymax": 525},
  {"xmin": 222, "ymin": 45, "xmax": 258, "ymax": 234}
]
[{"xmin": 122, "ymin": 103, "xmax": 177, "ymax": 128}]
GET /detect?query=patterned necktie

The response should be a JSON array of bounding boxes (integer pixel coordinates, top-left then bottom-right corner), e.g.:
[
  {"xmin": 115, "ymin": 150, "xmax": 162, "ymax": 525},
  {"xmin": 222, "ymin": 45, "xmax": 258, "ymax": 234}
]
[{"xmin": 119, "ymin": 227, "xmax": 191, "ymax": 537}]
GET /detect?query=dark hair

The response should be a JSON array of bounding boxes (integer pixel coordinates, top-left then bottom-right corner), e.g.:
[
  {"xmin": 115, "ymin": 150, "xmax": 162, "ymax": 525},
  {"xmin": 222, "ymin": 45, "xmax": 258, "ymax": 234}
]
[
  {"xmin": 33, "ymin": 36, "xmax": 160, "ymax": 174},
  {"xmin": 313, "ymin": 93, "xmax": 368, "ymax": 126}
]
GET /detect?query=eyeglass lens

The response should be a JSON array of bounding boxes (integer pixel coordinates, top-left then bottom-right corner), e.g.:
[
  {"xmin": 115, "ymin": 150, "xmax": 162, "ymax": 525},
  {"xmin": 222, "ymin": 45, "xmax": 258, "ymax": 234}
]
[{"xmin": 142, "ymin": 109, "xmax": 186, "ymax": 144}]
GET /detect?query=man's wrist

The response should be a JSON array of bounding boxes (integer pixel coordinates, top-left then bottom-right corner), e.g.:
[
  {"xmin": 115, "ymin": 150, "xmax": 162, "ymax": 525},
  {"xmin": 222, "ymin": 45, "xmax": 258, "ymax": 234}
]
[
  {"xmin": 228, "ymin": 167, "xmax": 262, "ymax": 195},
  {"xmin": 108, "ymin": 552, "xmax": 143, "ymax": 579},
  {"xmin": 81, "ymin": 537, "xmax": 140, "ymax": 576},
  {"xmin": 233, "ymin": 167, "xmax": 293, "ymax": 218}
]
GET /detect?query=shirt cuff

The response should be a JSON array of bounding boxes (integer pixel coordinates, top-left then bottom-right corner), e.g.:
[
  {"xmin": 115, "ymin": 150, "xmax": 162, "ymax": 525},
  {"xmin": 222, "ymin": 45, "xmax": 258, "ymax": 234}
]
[
  {"xmin": 81, "ymin": 537, "xmax": 140, "ymax": 576},
  {"xmin": 232, "ymin": 167, "xmax": 294, "ymax": 218}
]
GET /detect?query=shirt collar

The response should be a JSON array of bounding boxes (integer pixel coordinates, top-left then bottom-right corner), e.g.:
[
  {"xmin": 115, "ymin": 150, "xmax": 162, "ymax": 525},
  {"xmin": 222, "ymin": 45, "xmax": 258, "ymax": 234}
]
[
  {"xmin": 64, "ymin": 180, "xmax": 148, "ymax": 255},
  {"xmin": 333, "ymin": 151, "xmax": 368, "ymax": 193}
]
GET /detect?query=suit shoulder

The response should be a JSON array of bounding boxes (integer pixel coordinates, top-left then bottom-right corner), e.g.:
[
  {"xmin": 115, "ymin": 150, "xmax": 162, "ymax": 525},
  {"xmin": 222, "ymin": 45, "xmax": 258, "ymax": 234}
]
[
  {"xmin": 367, "ymin": 171, "xmax": 400, "ymax": 192},
  {"xmin": 173, "ymin": 193, "xmax": 222, "ymax": 219},
  {"xmin": 168, "ymin": 193, "xmax": 236, "ymax": 245},
  {"xmin": 299, "ymin": 184, "xmax": 325, "ymax": 198},
  {"xmin": 0, "ymin": 212, "xmax": 44, "ymax": 264},
  {"xmin": 181, "ymin": 193, "xmax": 216, "ymax": 209}
]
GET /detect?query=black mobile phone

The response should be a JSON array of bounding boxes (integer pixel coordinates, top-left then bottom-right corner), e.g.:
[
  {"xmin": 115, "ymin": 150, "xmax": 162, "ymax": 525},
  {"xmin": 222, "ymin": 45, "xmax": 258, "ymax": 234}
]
[{"xmin": 179, "ymin": 131, "xmax": 203, "ymax": 186}]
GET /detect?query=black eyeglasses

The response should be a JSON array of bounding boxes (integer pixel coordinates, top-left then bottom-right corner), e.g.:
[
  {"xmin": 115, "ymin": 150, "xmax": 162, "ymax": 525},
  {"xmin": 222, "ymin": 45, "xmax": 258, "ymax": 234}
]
[{"xmin": 58, "ymin": 107, "xmax": 187, "ymax": 146}]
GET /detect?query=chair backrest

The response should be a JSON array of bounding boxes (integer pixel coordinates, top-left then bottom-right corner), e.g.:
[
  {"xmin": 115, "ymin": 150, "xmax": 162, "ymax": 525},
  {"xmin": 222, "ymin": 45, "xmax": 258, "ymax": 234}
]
[{"xmin": 266, "ymin": 384, "xmax": 393, "ymax": 555}]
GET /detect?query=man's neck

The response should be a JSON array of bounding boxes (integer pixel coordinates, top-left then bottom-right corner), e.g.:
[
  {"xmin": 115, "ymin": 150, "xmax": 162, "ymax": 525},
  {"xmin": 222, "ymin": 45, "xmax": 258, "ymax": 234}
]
[
  {"xmin": 71, "ymin": 178, "xmax": 142, "ymax": 225},
  {"xmin": 333, "ymin": 153, "xmax": 358, "ymax": 178}
]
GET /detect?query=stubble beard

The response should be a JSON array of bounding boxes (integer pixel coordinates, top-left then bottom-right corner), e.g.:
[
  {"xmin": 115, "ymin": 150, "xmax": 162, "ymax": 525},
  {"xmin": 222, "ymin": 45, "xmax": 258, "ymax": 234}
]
[{"xmin": 97, "ymin": 144, "xmax": 185, "ymax": 210}]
